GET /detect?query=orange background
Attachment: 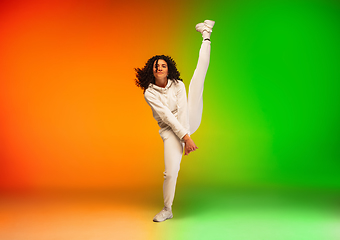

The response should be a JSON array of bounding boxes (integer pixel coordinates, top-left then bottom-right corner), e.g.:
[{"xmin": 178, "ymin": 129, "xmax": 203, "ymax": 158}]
[{"xmin": 0, "ymin": 0, "xmax": 188, "ymax": 191}]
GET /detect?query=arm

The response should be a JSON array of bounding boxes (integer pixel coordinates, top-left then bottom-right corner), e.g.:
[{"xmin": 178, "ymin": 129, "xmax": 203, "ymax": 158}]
[
  {"xmin": 144, "ymin": 89, "xmax": 188, "ymax": 140},
  {"xmin": 176, "ymin": 82, "xmax": 198, "ymax": 155},
  {"xmin": 176, "ymin": 81, "xmax": 190, "ymax": 136}
]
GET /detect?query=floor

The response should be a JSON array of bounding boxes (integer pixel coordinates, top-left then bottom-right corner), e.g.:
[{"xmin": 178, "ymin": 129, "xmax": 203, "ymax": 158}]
[{"xmin": 1, "ymin": 187, "xmax": 339, "ymax": 240}]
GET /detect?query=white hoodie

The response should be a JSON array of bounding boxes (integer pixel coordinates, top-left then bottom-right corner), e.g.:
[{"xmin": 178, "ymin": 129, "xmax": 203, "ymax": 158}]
[{"xmin": 144, "ymin": 79, "xmax": 190, "ymax": 141}]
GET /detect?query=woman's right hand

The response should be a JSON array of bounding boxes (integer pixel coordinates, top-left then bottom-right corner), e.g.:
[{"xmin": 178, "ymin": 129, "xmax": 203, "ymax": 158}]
[{"xmin": 183, "ymin": 134, "xmax": 198, "ymax": 155}]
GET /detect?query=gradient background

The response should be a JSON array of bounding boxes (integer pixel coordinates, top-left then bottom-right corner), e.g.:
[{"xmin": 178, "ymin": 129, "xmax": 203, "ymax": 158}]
[{"xmin": 1, "ymin": 0, "xmax": 339, "ymax": 239}]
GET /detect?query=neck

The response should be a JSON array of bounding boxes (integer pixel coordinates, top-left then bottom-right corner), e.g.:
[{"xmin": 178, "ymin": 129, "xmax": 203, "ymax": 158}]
[{"xmin": 155, "ymin": 77, "xmax": 168, "ymax": 88}]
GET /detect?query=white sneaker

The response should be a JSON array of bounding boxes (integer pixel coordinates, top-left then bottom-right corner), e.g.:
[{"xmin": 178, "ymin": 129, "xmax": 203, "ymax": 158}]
[
  {"xmin": 153, "ymin": 207, "xmax": 173, "ymax": 222},
  {"xmin": 195, "ymin": 20, "xmax": 215, "ymax": 34}
]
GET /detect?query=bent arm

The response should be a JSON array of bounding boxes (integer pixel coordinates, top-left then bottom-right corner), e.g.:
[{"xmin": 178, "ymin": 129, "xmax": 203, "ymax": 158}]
[{"xmin": 144, "ymin": 90, "xmax": 189, "ymax": 140}]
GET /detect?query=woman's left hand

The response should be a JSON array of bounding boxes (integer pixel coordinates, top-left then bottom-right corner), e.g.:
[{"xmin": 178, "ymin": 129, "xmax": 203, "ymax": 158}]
[{"xmin": 183, "ymin": 134, "xmax": 198, "ymax": 155}]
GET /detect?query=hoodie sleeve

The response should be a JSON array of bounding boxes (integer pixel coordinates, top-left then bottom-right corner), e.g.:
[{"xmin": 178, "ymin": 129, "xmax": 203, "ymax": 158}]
[
  {"xmin": 176, "ymin": 81, "xmax": 190, "ymax": 141},
  {"xmin": 144, "ymin": 89, "xmax": 189, "ymax": 140}
]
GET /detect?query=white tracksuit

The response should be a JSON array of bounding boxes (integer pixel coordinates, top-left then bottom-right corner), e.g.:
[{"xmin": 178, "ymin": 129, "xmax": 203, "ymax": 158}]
[{"xmin": 144, "ymin": 40, "xmax": 211, "ymax": 209}]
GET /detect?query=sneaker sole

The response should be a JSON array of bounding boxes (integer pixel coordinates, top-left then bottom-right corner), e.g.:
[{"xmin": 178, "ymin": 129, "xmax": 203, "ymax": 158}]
[{"xmin": 153, "ymin": 214, "xmax": 173, "ymax": 222}]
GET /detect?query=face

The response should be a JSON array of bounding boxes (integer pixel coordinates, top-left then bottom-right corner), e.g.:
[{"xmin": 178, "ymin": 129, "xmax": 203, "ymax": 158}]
[{"xmin": 153, "ymin": 59, "xmax": 168, "ymax": 79}]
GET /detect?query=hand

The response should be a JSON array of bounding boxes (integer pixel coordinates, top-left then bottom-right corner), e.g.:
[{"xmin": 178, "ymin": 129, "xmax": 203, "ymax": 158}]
[{"xmin": 183, "ymin": 134, "xmax": 198, "ymax": 155}]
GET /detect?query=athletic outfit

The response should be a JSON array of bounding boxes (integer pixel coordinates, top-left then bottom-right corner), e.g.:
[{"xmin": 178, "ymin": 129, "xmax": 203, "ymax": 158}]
[{"xmin": 144, "ymin": 40, "xmax": 211, "ymax": 209}]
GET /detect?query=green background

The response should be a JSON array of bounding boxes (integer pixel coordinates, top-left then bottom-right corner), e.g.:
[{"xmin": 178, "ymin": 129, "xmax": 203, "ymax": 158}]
[{"xmin": 175, "ymin": 0, "xmax": 340, "ymax": 190}]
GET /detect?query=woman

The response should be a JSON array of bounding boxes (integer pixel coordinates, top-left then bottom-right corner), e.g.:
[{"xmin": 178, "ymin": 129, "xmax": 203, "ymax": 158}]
[{"xmin": 135, "ymin": 20, "xmax": 215, "ymax": 222}]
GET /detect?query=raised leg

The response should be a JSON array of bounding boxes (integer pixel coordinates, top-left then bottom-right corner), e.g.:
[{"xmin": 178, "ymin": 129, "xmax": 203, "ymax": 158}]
[{"xmin": 188, "ymin": 40, "xmax": 211, "ymax": 135}]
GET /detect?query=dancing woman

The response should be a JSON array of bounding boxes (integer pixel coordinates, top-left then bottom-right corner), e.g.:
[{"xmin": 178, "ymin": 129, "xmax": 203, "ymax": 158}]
[{"xmin": 135, "ymin": 20, "xmax": 215, "ymax": 222}]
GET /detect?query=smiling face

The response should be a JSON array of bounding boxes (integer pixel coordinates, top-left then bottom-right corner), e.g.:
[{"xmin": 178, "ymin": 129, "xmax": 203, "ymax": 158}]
[{"xmin": 153, "ymin": 59, "xmax": 168, "ymax": 80}]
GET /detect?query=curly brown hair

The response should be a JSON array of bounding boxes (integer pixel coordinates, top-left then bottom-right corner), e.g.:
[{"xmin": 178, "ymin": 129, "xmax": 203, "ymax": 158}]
[{"xmin": 135, "ymin": 55, "xmax": 182, "ymax": 92}]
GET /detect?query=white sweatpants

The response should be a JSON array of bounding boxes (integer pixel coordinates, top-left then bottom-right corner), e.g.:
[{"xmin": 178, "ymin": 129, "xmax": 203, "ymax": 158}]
[{"xmin": 163, "ymin": 40, "xmax": 211, "ymax": 209}]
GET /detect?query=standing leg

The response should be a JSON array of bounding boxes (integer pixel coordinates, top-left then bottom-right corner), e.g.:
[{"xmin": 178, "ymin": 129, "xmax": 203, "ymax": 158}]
[
  {"xmin": 163, "ymin": 131, "xmax": 184, "ymax": 209},
  {"xmin": 153, "ymin": 130, "xmax": 183, "ymax": 222},
  {"xmin": 188, "ymin": 20, "xmax": 215, "ymax": 135}
]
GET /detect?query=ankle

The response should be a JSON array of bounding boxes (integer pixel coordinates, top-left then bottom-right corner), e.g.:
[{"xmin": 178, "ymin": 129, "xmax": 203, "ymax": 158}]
[
  {"xmin": 163, "ymin": 206, "xmax": 171, "ymax": 211},
  {"xmin": 202, "ymin": 30, "xmax": 211, "ymax": 40}
]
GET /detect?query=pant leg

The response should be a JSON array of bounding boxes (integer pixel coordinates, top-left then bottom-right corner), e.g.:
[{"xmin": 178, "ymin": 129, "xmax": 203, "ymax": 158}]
[
  {"xmin": 188, "ymin": 40, "xmax": 211, "ymax": 135},
  {"xmin": 163, "ymin": 130, "xmax": 184, "ymax": 209},
  {"xmin": 161, "ymin": 41, "xmax": 211, "ymax": 209}
]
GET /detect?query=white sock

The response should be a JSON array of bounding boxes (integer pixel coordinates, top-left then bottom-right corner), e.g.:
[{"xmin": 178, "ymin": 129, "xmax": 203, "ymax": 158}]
[{"xmin": 202, "ymin": 30, "xmax": 211, "ymax": 40}]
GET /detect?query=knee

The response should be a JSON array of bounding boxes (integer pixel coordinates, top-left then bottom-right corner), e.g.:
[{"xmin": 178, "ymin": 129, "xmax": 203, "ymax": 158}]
[{"xmin": 163, "ymin": 169, "xmax": 180, "ymax": 181}]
